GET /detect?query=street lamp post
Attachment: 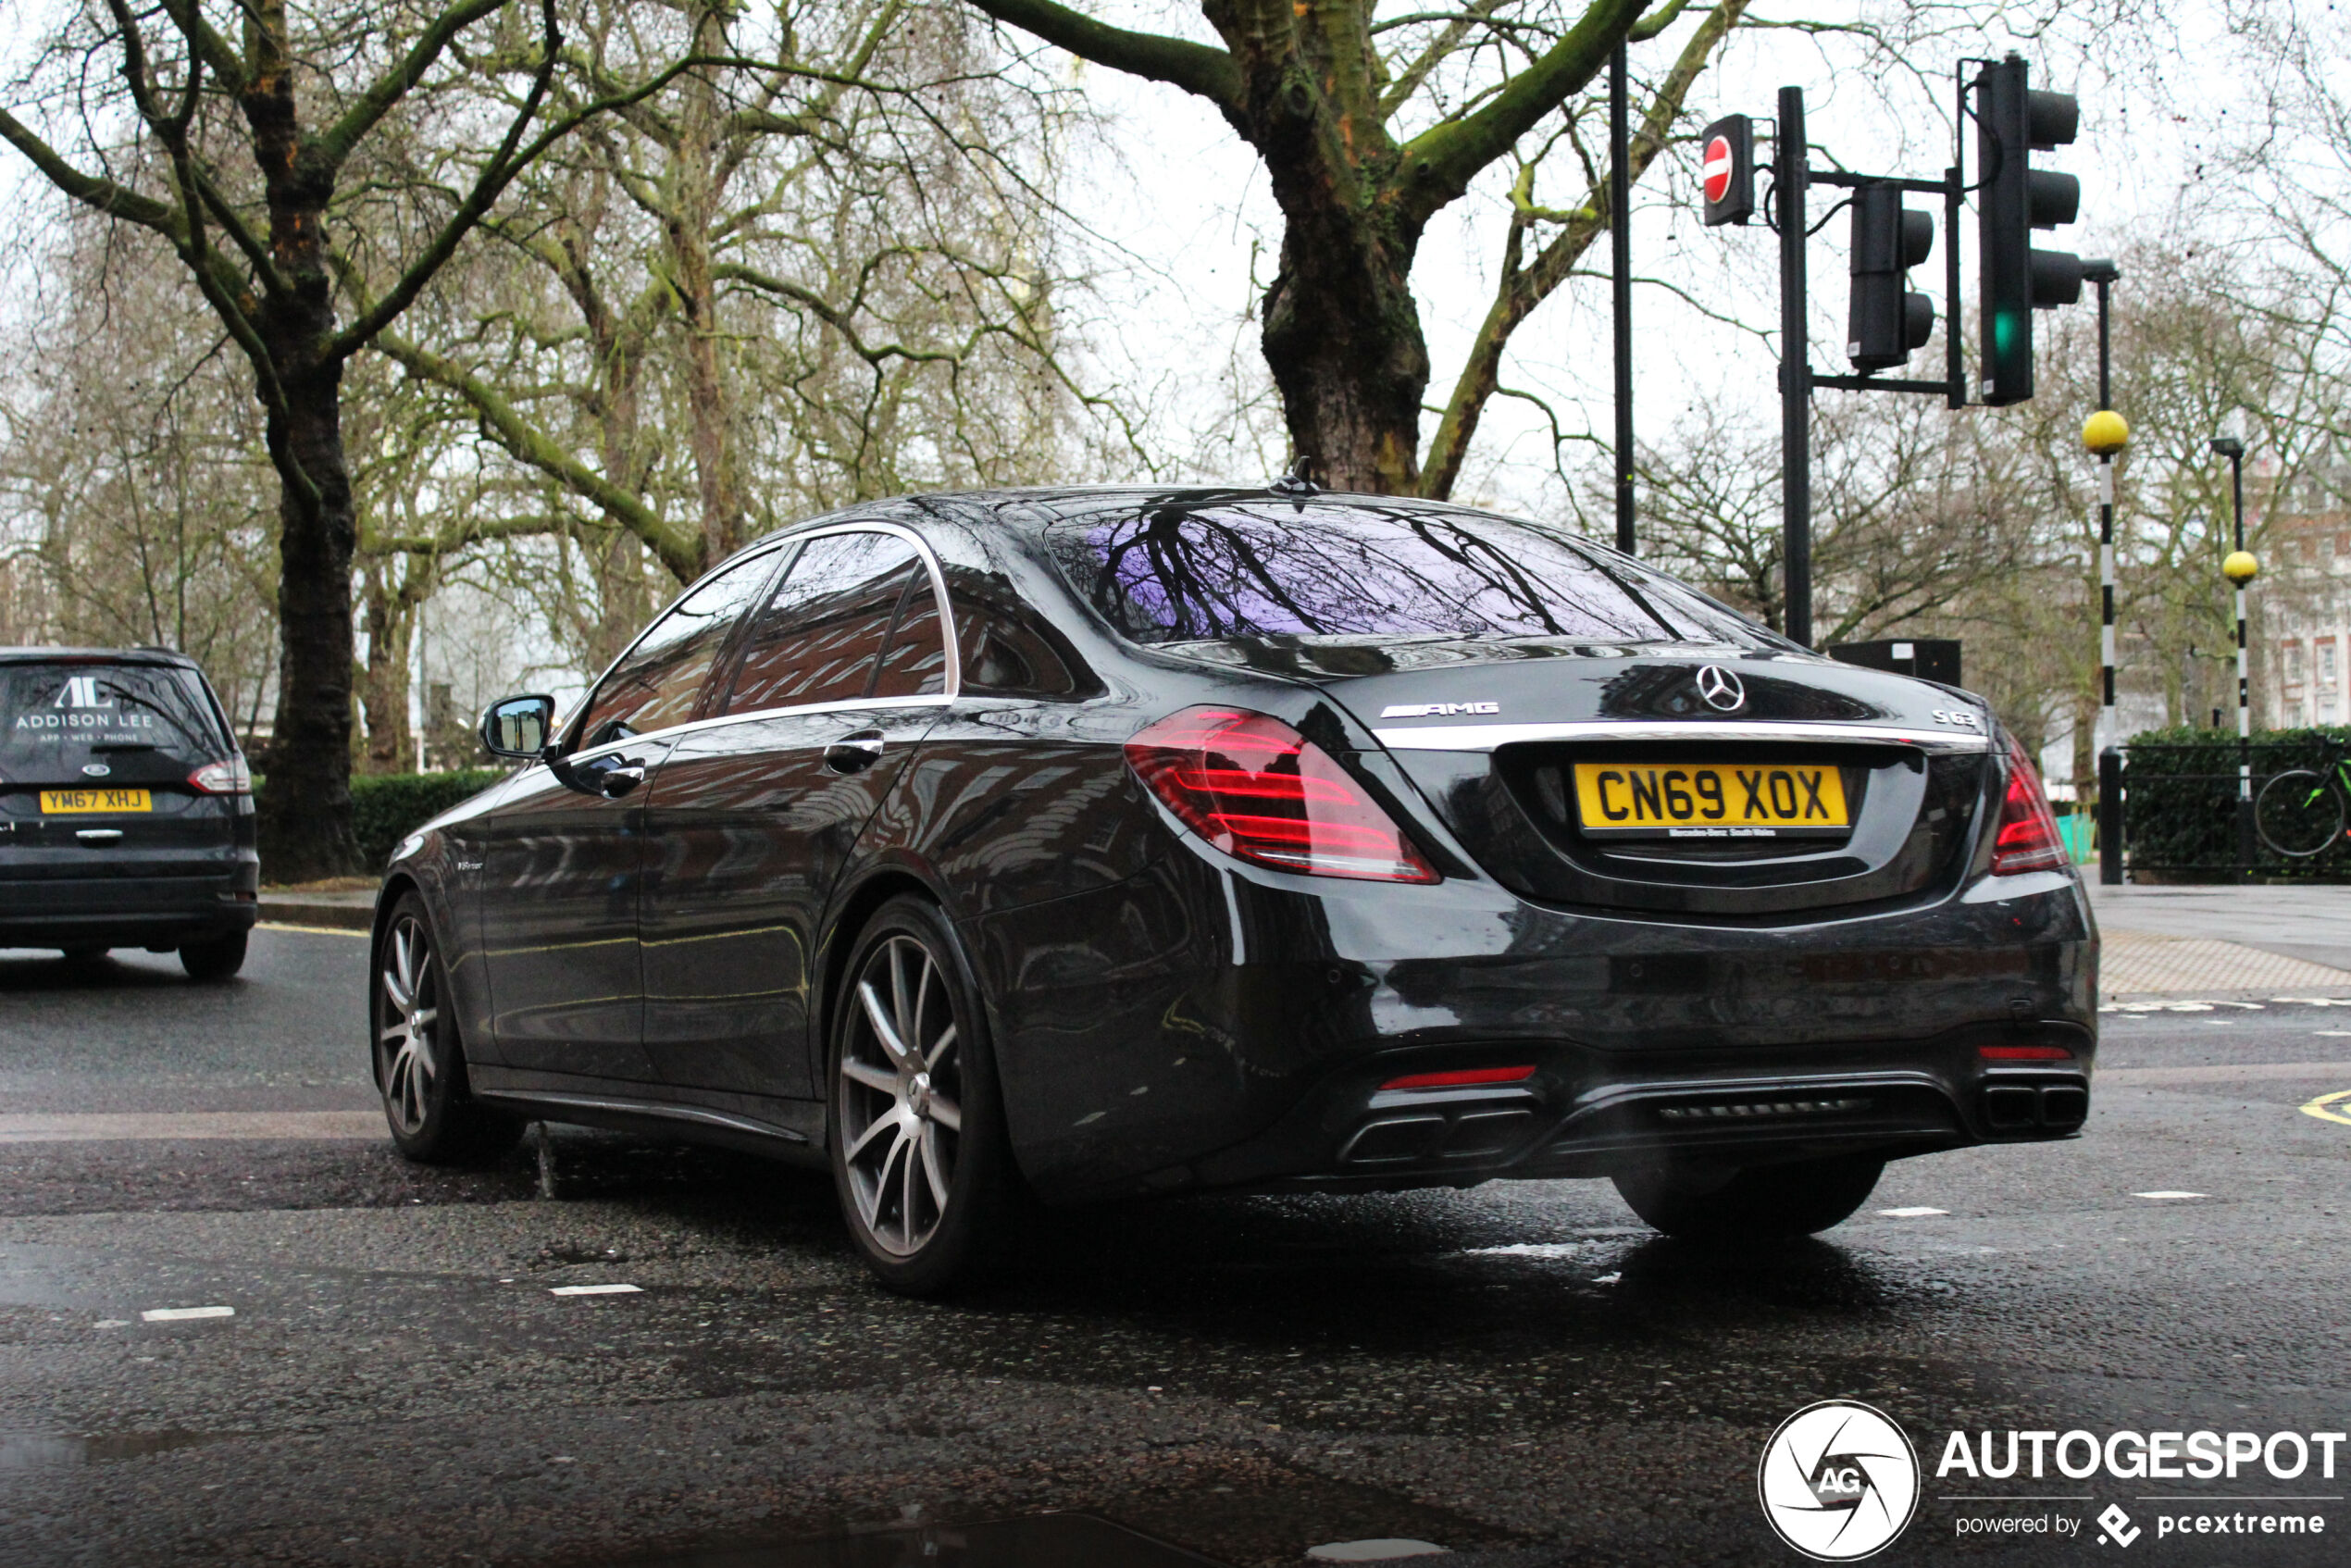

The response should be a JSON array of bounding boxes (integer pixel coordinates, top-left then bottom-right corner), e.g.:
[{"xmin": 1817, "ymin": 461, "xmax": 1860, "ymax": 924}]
[
  {"xmin": 2083, "ymin": 259, "xmax": 2125, "ymax": 885},
  {"xmin": 2212, "ymin": 436, "xmax": 2258, "ymax": 879}
]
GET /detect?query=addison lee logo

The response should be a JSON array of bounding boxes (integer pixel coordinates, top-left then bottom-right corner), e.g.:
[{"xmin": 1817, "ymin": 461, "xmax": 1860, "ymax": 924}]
[{"xmin": 1758, "ymin": 1400, "xmax": 1921, "ymax": 1561}]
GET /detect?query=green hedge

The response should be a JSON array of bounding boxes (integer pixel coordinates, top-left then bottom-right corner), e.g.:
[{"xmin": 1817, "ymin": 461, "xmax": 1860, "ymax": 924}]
[
  {"xmin": 2122, "ymin": 725, "xmax": 2351, "ymax": 881},
  {"xmin": 349, "ymin": 769, "xmax": 504, "ymax": 868}
]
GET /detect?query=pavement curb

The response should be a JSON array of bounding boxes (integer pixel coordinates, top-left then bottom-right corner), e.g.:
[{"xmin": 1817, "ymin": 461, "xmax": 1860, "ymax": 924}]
[{"xmin": 257, "ymin": 897, "xmax": 376, "ymax": 931}]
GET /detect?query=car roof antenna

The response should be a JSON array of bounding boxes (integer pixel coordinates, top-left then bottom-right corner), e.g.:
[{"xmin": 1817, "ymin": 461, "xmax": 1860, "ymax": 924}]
[{"xmin": 1269, "ymin": 454, "xmax": 1321, "ymax": 499}]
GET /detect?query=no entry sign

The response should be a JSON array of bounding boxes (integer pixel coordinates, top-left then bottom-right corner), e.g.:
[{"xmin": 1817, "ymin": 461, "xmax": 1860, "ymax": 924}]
[
  {"xmin": 1698, "ymin": 114, "xmax": 1754, "ymax": 226},
  {"xmin": 1703, "ymin": 136, "xmax": 1734, "ymax": 204}
]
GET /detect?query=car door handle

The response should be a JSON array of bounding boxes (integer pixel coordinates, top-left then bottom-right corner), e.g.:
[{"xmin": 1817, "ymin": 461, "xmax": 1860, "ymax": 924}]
[
  {"xmin": 598, "ymin": 761, "xmax": 648, "ymax": 799},
  {"xmin": 824, "ymin": 730, "xmax": 887, "ymax": 775}
]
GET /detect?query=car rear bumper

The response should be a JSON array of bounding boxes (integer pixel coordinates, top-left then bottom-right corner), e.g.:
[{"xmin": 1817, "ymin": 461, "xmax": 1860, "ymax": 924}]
[
  {"xmin": 975, "ymin": 847, "xmax": 2096, "ymax": 1202},
  {"xmin": 0, "ymin": 871, "xmax": 259, "ymax": 949},
  {"xmin": 1182, "ymin": 1019, "xmax": 2092, "ymax": 1194}
]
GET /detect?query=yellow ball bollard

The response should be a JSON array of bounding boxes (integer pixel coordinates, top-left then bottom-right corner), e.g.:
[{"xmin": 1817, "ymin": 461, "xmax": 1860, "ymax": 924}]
[
  {"xmin": 2082, "ymin": 409, "xmax": 2130, "ymax": 455},
  {"xmin": 2222, "ymin": 550, "xmax": 2258, "ymax": 587}
]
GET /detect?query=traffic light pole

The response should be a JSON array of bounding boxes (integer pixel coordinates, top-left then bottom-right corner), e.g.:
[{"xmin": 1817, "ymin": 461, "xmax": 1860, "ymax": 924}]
[
  {"xmin": 1777, "ymin": 86, "xmax": 1811, "ymax": 648},
  {"xmin": 1611, "ymin": 44, "xmax": 1636, "ymax": 557}
]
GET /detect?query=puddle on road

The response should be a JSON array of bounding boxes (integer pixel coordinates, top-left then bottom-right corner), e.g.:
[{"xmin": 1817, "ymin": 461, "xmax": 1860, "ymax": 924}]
[
  {"xmin": 0, "ymin": 1429, "xmax": 220, "ymax": 1469},
  {"xmin": 592, "ymin": 1514, "xmax": 1228, "ymax": 1568}
]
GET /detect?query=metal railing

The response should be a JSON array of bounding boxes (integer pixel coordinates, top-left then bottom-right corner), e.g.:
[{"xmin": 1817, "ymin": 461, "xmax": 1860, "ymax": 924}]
[{"xmin": 2097, "ymin": 737, "xmax": 2350, "ymax": 884}]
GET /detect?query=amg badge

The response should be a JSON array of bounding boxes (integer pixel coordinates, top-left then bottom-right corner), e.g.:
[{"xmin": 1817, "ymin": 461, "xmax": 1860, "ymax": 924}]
[{"xmin": 1380, "ymin": 701, "xmax": 1499, "ymax": 718}]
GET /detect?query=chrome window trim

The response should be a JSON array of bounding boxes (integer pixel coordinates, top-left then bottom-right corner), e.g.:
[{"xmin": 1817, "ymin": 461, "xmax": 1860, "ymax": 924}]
[
  {"xmin": 567, "ymin": 694, "xmax": 952, "ymax": 760},
  {"xmin": 553, "ymin": 520, "xmax": 958, "ymax": 761},
  {"xmin": 556, "ymin": 540, "xmax": 792, "ymax": 751},
  {"xmin": 739, "ymin": 519, "xmax": 962, "ymax": 703},
  {"xmin": 1370, "ymin": 720, "xmax": 1994, "ymax": 754}
]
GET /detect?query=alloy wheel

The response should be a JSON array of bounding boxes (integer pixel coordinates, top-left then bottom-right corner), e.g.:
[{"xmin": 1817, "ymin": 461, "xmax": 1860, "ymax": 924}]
[
  {"xmin": 838, "ymin": 933, "xmax": 964, "ymax": 1257},
  {"xmin": 377, "ymin": 915, "xmax": 441, "ymax": 1137}
]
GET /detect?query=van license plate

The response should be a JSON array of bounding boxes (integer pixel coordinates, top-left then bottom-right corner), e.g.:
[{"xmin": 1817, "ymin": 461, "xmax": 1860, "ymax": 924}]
[
  {"xmin": 1573, "ymin": 763, "xmax": 1847, "ymax": 840},
  {"xmin": 40, "ymin": 789, "xmax": 153, "ymax": 814}
]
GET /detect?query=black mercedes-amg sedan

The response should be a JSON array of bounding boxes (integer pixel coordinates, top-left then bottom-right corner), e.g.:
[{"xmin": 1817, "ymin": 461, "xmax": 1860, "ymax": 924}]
[{"xmin": 371, "ymin": 484, "xmax": 2095, "ymax": 1291}]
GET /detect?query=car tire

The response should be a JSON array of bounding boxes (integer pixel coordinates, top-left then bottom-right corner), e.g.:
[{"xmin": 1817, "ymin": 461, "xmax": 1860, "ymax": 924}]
[
  {"xmin": 372, "ymin": 894, "xmax": 523, "ymax": 1166},
  {"xmin": 827, "ymin": 893, "xmax": 1025, "ymax": 1296},
  {"xmin": 180, "ymin": 930, "xmax": 248, "ymax": 981},
  {"xmin": 1612, "ymin": 1154, "xmax": 1885, "ymax": 1241}
]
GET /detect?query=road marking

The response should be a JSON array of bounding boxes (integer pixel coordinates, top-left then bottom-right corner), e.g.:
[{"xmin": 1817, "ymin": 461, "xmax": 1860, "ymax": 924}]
[
  {"xmin": 1876, "ymin": 1206, "xmax": 1949, "ymax": 1217},
  {"xmin": 2314, "ymin": 1030, "xmax": 2351, "ymax": 1038},
  {"xmin": 548, "ymin": 1284, "xmax": 641, "ymax": 1297},
  {"xmin": 0, "ymin": 1111, "xmax": 380, "ymax": 1143},
  {"xmin": 256, "ymin": 923, "xmax": 369, "ymax": 938},
  {"xmin": 2302, "ymin": 1089, "xmax": 2351, "ymax": 1127},
  {"xmin": 2132, "ymin": 1190, "xmax": 2207, "ymax": 1201},
  {"xmin": 2098, "ymin": 1063, "xmax": 2351, "ymax": 1085},
  {"xmin": 140, "ymin": 1306, "xmax": 233, "ymax": 1323}
]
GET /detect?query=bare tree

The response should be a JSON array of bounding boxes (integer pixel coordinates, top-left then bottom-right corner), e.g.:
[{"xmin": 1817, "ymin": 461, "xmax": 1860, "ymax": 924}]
[{"xmin": 1, "ymin": 0, "xmax": 676, "ymax": 875}]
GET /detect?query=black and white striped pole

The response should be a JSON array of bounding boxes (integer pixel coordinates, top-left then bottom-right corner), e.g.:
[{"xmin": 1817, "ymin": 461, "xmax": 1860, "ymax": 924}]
[
  {"xmin": 2213, "ymin": 436, "xmax": 2258, "ymax": 878},
  {"xmin": 2084, "ymin": 259, "xmax": 2127, "ymax": 885}
]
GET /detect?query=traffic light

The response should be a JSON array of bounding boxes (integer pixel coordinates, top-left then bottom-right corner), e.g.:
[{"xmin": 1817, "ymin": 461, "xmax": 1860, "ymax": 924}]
[
  {"xmin": 1847, "ymin": 181, "xmax": 1934, "ymax": 370},
  {"xmin": 1975, "ymin": 54, "xmax": 2082, "ymax": 405},
  {"xmin": 1699, "ymin": 115, "xmax": 1755, "ymax": 227}
]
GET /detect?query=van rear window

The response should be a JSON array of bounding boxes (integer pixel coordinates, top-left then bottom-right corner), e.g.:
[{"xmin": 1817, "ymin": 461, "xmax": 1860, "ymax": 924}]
[{"xmin": 1, "ymin": 664, "xmax": 225, "ymax": 775}]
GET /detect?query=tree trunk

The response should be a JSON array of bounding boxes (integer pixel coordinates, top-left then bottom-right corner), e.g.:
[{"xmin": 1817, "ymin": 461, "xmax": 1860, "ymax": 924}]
[
  {"xmin": 244, "ymin": 8, "xmax": 360, "ymax": 880},
  {"xmin": 357, "ymin": 557, "xmax": 420, "ymax": 775},
  {"xmin": 671, "ymin": 0, "xmax": 746, "ymax": 565},
  {"xmin": 259, "ymin": 360, "xmax": 361, "ymax": 877}
]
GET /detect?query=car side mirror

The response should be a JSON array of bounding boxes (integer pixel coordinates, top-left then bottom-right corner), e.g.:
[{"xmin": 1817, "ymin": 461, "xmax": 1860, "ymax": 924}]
[{"xmin": 479, "ymin": 694, "xmax": 555, "ymax": 760}]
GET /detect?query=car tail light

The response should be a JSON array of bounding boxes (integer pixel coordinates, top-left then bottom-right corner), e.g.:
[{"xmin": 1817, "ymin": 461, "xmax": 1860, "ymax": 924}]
[
  {"xmin": 1126, "ymin": 707, "xmax": 1438, "ymax": 883},
  {"xmin": 188, "ymin": 756, "xmax": 252, "ymax": 795},
  {"xmin": 1989, "ymin": 737, "xmax": 2067, "ymax": 876},
  {"xmin": 1980, "ymin": 1044, "xmax": 2074, "ymax": 1061},
  {"xmin": 1381, "ymin": 1065, "xmax": 1536, "ymax": 1091}
]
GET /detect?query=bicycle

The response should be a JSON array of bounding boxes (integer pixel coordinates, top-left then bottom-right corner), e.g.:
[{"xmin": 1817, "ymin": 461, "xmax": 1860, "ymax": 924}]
[{"xmin": 2254, "ymin": 736, "xmax": 2351, "ymax": 857}]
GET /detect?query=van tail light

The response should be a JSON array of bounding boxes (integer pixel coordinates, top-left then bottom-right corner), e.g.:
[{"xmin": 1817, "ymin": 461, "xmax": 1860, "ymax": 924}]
[
  {"xmin": 1989, "ymin": 737, "xmax": 2066, "ymax": 876},
  {"xmin": 1126, "ymin": 707, "xmax": 1438, "ymax": 883},
  {"xmin": 188, "ymin": 756, "xmax": 252, "ymax": 795}
]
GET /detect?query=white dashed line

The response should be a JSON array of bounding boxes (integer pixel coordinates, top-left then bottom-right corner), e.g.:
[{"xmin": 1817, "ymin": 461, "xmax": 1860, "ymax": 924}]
[
  {"xmin": 548, "ymin": 1284, "xmax": 642, "ymax": 1297},
  {"xmin": 2132, "ymin": 1191, "xmax": 2207, "ymax": 1201},
  {"xmin": 1877, "ymin": 1207, "xmax": 1950, "ymax": 1218},
  {"xmin": 140, "ymin": 1306, "xmax": 234, "ymax": 1322}
]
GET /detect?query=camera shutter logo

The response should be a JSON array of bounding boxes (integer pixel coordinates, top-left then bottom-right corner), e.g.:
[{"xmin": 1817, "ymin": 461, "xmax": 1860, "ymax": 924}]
[
  {"xmin": 1757, "ymin": 1400, "xmax": 1920, "ymax": 1561},
  {"xmin": 1696, "ymin": 665, "xmax": 1747, "ymax": 712}
]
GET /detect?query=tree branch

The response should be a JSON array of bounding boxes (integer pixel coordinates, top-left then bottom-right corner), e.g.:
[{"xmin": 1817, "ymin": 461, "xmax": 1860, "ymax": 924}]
[
  {"xmin": 316, "ymin": 0, "xmax": 513, "ymax": 171},
  {"xmin": 378, "ymin": 330, "xmax": 702, "ymax": 579},
  {"xmin": 0, "ymin": 108, "xmax": 183, "ymax": 235},
  {"xmin": 1399, "ymin": 0, "xmax": 1648, "ymax": 227},
  {"xmin": 957, "ymin": 0, "xmax": 1244, "ymax": 118}
]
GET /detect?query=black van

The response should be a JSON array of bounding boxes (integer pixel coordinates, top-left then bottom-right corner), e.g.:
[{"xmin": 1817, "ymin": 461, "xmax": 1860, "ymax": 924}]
[{"xmin": 0, "ymin": 649, "xmax": 258, "ymax": 978}]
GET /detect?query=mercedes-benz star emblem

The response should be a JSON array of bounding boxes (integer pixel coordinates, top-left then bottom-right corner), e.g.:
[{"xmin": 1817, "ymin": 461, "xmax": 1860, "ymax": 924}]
[{"xmin": 1696, "ymin": 665, "xmax": 1747, "ymax": 712}]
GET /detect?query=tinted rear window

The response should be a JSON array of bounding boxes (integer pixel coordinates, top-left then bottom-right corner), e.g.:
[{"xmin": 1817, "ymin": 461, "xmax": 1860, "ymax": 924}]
[
  {"xmin": 1045, "ymin": 501, "xmax": 1769, "ymax": 646},
  {"xmin": 1, "ymin": 663, "xmax": 226, "ymax": 775}
]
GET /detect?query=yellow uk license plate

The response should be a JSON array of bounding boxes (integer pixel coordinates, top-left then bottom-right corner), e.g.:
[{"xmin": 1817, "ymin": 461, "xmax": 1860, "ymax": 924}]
[
  {"xmin": 1573, "ymin": 762, "xmax": 1847, "ymax": 840},
  {"xmin": 39, "ymin": 789, "xmax": 152, "ymax": 814}
]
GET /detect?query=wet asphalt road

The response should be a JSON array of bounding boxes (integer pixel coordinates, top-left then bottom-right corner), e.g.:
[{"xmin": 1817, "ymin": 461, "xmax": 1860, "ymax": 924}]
[{"xmin": 0, "ymin": 930, "xmax": 2346, "ymax": 1567}]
